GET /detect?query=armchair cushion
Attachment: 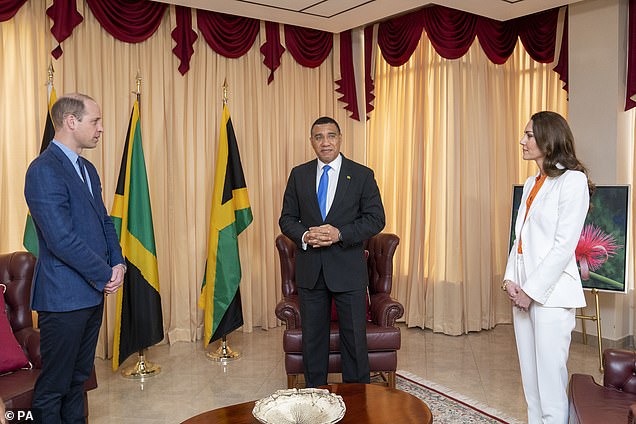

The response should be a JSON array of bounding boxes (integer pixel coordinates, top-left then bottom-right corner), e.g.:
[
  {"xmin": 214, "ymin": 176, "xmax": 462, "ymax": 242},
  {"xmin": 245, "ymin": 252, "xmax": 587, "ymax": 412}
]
[{"xmin": 0, "ymin": 285, "xmax": 31, "ymax": 373}]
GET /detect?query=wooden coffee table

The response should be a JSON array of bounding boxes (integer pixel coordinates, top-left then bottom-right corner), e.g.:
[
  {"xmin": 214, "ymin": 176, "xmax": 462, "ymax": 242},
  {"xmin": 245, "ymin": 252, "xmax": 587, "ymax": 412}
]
[{"xmin": 181, "ymin": 383, "xmax": 433, "ymax": 424}]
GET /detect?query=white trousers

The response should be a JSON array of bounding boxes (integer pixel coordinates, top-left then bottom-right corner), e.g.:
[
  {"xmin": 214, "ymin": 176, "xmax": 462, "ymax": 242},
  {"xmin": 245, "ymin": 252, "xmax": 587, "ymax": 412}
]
[{"xmin": 513, "ymin": 255, "xmax": 575, "ymax": 424}]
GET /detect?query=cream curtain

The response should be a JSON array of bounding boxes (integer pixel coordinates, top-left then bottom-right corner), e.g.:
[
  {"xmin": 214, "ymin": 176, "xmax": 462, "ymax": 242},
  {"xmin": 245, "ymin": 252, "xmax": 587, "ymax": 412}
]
[{"xmin": 367, "ymin": 35, "xmax": 568, "ymax": 334}]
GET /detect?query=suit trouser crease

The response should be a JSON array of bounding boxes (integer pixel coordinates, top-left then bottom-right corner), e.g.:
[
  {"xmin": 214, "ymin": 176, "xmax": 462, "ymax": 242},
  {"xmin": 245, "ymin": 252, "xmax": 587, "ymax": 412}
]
[
  {"xmin": 298, "ymin": 270, "xmax": 369, "ymax": 387},
  {"xmin": 513, "ymin": 254, "xmax": 574, "ymax": 424},
  {"xmin": 33, "ymin": 302, "xmax": 103, "ymax": 424}
]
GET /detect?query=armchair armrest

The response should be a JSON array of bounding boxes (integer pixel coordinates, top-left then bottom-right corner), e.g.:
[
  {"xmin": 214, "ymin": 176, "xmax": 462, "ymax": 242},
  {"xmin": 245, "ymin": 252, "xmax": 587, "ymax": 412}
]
[
  {"xmin": 14, "ymin": 327, "xmax": 41, "ymax": 369},
  {"xmin": 369, "ymin": 293, "xmax": 404, "ymax": 327},
  {"xmin": 603, "ymin": 349, "xmax": 636, "ymax": 393},
  {"xmin": 275, "ymin": 295, "xmax": 301, "ymax": 329},
  {"xmin": 629, "ymin": 404, "xmax": 636, "ymax": 424}
]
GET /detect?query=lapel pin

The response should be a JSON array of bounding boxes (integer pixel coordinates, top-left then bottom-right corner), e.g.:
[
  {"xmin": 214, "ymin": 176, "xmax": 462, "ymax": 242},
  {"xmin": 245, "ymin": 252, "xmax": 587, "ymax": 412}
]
[{"xmin": 347, "ymin": 175, "xmax": 351, "ymax": 180}]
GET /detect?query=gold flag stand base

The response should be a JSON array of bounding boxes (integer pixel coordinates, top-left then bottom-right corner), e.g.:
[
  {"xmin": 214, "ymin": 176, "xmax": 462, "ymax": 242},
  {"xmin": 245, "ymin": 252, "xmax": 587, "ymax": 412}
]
[
  {"xmin": 206, "ymin": 336, "xmax": 240, "ymax": 362},
  {"xmin": 121, "ymin": 349, "xmax": 161, "ymax": 379}
]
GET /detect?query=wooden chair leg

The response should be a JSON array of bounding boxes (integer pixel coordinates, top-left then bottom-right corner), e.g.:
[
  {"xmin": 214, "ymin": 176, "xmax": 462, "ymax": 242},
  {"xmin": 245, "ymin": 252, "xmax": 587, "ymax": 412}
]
[
  {"xmin": 287, "ymin": 374, "xmax": 298, "ymax": 389},
  {"xmin": 387, "ymin": 371, "xmax": 396, "ymax": 389}
]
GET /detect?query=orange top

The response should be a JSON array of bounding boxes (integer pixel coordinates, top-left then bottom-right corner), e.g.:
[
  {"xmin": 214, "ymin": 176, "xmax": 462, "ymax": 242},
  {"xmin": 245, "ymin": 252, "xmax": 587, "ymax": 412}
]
[{"xmin": 518, "ymin": 174, "xmax": 547, "ymax": 254}]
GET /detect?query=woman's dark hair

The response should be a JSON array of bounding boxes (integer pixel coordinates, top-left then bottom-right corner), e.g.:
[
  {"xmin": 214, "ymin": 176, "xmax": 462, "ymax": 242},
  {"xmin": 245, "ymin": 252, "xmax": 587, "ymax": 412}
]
[{"xmin": 531, "ymin": 111, "xmax": 595, "ymax": 195}]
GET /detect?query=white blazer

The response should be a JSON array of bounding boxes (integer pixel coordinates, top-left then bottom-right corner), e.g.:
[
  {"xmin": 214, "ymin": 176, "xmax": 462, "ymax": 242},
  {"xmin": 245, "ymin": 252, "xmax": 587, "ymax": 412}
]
[{"xmin": 504, "ymin": 169, "xmax": 589, "ymax": 308}]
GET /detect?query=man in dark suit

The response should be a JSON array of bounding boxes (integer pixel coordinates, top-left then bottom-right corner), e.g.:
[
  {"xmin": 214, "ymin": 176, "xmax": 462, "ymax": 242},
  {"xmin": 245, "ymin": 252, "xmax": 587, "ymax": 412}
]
[
  {"xmin": 24, "ymin": 93, "xmax": 125, "ymax": 423},
  {"xmin": 279, "ymin": 116, "xmax": 385, "ymax": 387}
]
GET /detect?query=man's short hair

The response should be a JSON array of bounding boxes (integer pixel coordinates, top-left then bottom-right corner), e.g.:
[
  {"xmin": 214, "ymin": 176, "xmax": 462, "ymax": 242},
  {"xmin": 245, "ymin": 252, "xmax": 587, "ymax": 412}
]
[
  {"xmin": 311, "ymin": 116, "xmax": 341, "ymax": 134},
  {"xmin": 51, "ymin": 93, "xmax": 95, "ymax": 129}
]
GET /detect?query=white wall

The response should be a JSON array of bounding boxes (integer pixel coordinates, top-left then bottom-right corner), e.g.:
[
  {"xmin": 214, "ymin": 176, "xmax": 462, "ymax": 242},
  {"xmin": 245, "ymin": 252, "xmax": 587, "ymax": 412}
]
[{"xmin": 569, "ymin": 0, "xmax": 634, "ymax": 345}]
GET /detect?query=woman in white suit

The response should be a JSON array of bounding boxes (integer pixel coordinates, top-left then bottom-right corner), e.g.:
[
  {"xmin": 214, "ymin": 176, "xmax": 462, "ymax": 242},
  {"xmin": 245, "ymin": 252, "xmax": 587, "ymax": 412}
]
[{"xmin": 503, "ymin": 111, "xmax": 593, "ymax": 424}]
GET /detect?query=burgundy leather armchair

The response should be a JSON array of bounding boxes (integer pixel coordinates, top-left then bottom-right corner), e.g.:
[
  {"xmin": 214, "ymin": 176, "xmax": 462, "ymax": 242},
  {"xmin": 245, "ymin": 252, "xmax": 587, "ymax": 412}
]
[
  {"xmin": 0, "ymin": 251, "xmax": 97, "ymax": 417},
  {"xmin": 569, "ymin": 349, "xmax": 636, "ymax": 424},
  {"xmin": 275, "ymin": 233, "xmax": 404, "ymax": 389}
]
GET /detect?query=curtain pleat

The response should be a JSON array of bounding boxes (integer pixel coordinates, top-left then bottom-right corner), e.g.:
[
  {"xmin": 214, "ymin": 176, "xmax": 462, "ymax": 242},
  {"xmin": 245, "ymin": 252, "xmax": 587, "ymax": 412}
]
[{"xmin": 367, "ymin": 35, "xmax": 568, "ymax": 334}]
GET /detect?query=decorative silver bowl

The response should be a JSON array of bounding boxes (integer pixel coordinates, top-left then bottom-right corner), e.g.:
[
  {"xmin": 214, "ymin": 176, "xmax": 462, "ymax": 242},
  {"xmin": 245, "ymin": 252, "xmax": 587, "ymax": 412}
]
[{"xmin": 252, "ymin": 388, "xmax": 346, "ymax": 424}]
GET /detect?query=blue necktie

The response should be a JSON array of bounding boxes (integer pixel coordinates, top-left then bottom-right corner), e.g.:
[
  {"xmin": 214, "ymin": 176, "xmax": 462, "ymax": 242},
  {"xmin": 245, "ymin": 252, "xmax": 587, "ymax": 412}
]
[
  {"xmin": 77, "ymin": 157, "xmax": 92, "ymax": 196},
  {"xmin": 317, "ymin": 165, "xmax": 331, "ymax": 220}
]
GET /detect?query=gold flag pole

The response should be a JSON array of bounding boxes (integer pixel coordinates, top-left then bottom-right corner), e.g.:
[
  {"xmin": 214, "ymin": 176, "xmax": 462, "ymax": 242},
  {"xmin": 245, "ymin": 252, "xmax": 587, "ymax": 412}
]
[
  {"xmin": 47, "ymin": 63, "xmax": 54, "ymax": 86},
  {"xmin": 206, "ymin": 78, "xmax": 241, "ymax": 363},
  {"xmin": 120, "ymin": 71, "xmax": 161, "ymax": 379}
]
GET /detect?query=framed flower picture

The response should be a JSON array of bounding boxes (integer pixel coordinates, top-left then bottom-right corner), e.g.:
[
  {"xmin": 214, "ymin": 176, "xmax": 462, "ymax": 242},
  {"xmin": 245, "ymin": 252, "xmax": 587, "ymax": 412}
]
[{"xmin": 508, "ymin": 184, "xmax": 630, "ymax": 293}]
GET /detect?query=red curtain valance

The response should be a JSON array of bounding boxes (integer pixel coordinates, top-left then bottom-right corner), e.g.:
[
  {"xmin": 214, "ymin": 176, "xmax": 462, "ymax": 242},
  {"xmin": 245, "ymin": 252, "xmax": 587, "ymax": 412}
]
[
  {"xmin": 626, "ymin": 0, "xmax": 636, "ymax": 110},
  {"xmin": 172, "ymin": 5, "xmax": 197, "ymax": 75},
  {"xmin": 517, "ymin": 9, "xmax": 558, "ymax": 63},
  {"xmin": 86, "ymin": 0, "xmax": 166, "ymax": 43},
  {"xmin": 1, "ymin": 0, "xmax": 570, "ymax": 120},
  {"xmin": 196, "ymin": 10, "xmax": 259, "ymax": 59},
  {"xmin": 0, "ymin": 0, "xmax": 26, "ymax": 21},
  {"xmin": 553, "ymin": 9, "xmax": 569, "ymax": 92},
  {"xmin": 423, "ymin": 7, "xmax": 477, "ymax": 60},
  {"xmin": 378, "ymin": 5, "xmax": 559, "ymax": 67},
  {"xmin": 335, "ymin": 30, "xmax": 359, "ymax": 120},
  {"xmin": 46, "ymin": 0, "xmax": 83, "ymax": 58},
  {"xmin": 377, "ymin": 9, "xmax": 426, "ymax": 67},
  {"xmin": 284, "ymin": 25, "xmax": 333, "ymax": 68},
  {"xmin": 260, "ymin": 21, "xmax": 285, "ymax": 84},
  {"xmin": 474, "ymin": 18, "xmax": 517, "ymax": 65}
]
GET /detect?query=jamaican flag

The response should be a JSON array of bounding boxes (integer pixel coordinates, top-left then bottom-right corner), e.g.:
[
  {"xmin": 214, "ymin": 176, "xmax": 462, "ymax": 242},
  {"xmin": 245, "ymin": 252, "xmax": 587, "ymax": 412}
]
[
  {"xmin": 111, "ymin": 98, "xmax": 164, "ymax": 370},
  {"xmin": 199, "ymin": 103, "xmax": 253, "ymax": 347},
  {"xmin": 23, "ymin": 85, "xmax": 56, "ymax": 256}
]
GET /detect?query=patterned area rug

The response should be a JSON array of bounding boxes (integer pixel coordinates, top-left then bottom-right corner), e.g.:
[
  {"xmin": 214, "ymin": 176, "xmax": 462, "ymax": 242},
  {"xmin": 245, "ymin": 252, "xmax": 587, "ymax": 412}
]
[{"xmin": 396, "ymin": 371, "xmax": 523, "ymax": 424}]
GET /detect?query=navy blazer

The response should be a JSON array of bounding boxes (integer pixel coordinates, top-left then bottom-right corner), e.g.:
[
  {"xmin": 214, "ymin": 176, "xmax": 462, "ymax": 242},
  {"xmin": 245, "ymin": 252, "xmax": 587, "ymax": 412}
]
[
  {"xmin": 24, "ymin": 143, "xmax": 124, "ymax": 312},
  {"xmin": 279, "ymin": 155, "xmax": 385, "ymax": 292}
]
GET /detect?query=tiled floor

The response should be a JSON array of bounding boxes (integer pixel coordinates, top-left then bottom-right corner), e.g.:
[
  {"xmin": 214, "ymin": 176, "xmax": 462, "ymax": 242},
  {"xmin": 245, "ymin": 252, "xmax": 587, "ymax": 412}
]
[{"xmin": 88, "ymin": 323, "xmax": 604, "ymax": 423}]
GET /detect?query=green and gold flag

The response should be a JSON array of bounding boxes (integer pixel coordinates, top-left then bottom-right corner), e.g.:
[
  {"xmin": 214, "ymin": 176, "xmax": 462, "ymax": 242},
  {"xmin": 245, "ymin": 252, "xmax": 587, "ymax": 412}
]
[
  {"xmin": 199, "ymin": 103, "xmax": 253, "ymax": 347},
  {"xmin": 111, "ymin": 98, "xmax": 164, "ymax": 370},
  {"xmin": 23, "ymin": 84, "xmax": 56, "ymax": 256}
]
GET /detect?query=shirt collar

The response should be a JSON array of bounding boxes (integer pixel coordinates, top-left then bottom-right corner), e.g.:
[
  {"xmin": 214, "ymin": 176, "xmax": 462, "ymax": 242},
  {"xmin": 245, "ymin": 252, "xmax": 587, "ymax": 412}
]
[
  {"xmin": 52, "ymin": 139, "xmax": 80, "ymax": 164},
  {"xmin": 317, "ymin": 154, "xmax": 342, "ymax": 173}
]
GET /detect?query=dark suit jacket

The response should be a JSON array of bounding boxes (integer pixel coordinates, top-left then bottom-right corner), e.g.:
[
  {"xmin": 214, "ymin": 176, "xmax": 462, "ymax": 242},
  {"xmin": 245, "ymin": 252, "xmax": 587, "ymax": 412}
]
[
  {"xmin": 24, "ymin": 142, "xmax": 124, "ymax": 312},
  {"xmin": 279, "ymin": 155, "xmax": 385, "ymax": 291}
]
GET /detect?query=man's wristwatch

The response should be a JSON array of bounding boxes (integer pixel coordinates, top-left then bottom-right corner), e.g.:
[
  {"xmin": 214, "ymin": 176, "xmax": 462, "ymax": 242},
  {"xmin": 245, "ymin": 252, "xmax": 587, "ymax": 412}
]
[{"xmin": 338, "ymin": 231, "xmax": 343, "ymax": 242}]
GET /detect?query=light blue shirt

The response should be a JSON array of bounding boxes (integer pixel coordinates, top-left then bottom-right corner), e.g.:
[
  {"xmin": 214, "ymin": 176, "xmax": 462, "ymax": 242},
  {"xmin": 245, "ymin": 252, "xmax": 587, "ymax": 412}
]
[{"xmin": 51, "ymin": 140, "xmax": 93, "ymax": 196}]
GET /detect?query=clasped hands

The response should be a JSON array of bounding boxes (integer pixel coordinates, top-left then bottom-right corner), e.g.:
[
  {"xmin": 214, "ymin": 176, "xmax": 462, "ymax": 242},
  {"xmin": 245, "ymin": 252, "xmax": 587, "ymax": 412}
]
[
  {"xmin": 104, "ymin": 264, "xmax": 126, "ymax": 295},
  {"xmin": 304, "ymin": 224, "xmax": 340, "ymax": 248},
  {"xmin": 503, "ymin": 280, "xmax": 532, "ymax": 311}
]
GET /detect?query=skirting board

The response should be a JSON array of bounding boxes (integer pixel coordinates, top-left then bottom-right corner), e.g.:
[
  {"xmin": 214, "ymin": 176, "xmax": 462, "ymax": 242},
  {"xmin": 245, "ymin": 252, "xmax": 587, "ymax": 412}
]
[{"xmin": 571, "ymin": 330, "xmax": 634, "ymax": 349}]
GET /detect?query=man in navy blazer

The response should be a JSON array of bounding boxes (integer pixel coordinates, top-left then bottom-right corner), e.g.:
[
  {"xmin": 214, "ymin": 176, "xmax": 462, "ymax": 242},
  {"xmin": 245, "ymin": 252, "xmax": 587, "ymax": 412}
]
[
  {"xmin": 24, "ymin": 93, "xmax": 125, "ymax": 423},
  {"xmin": 279, "ymin": 116, "xmax": 385, "ymax": 387}
]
